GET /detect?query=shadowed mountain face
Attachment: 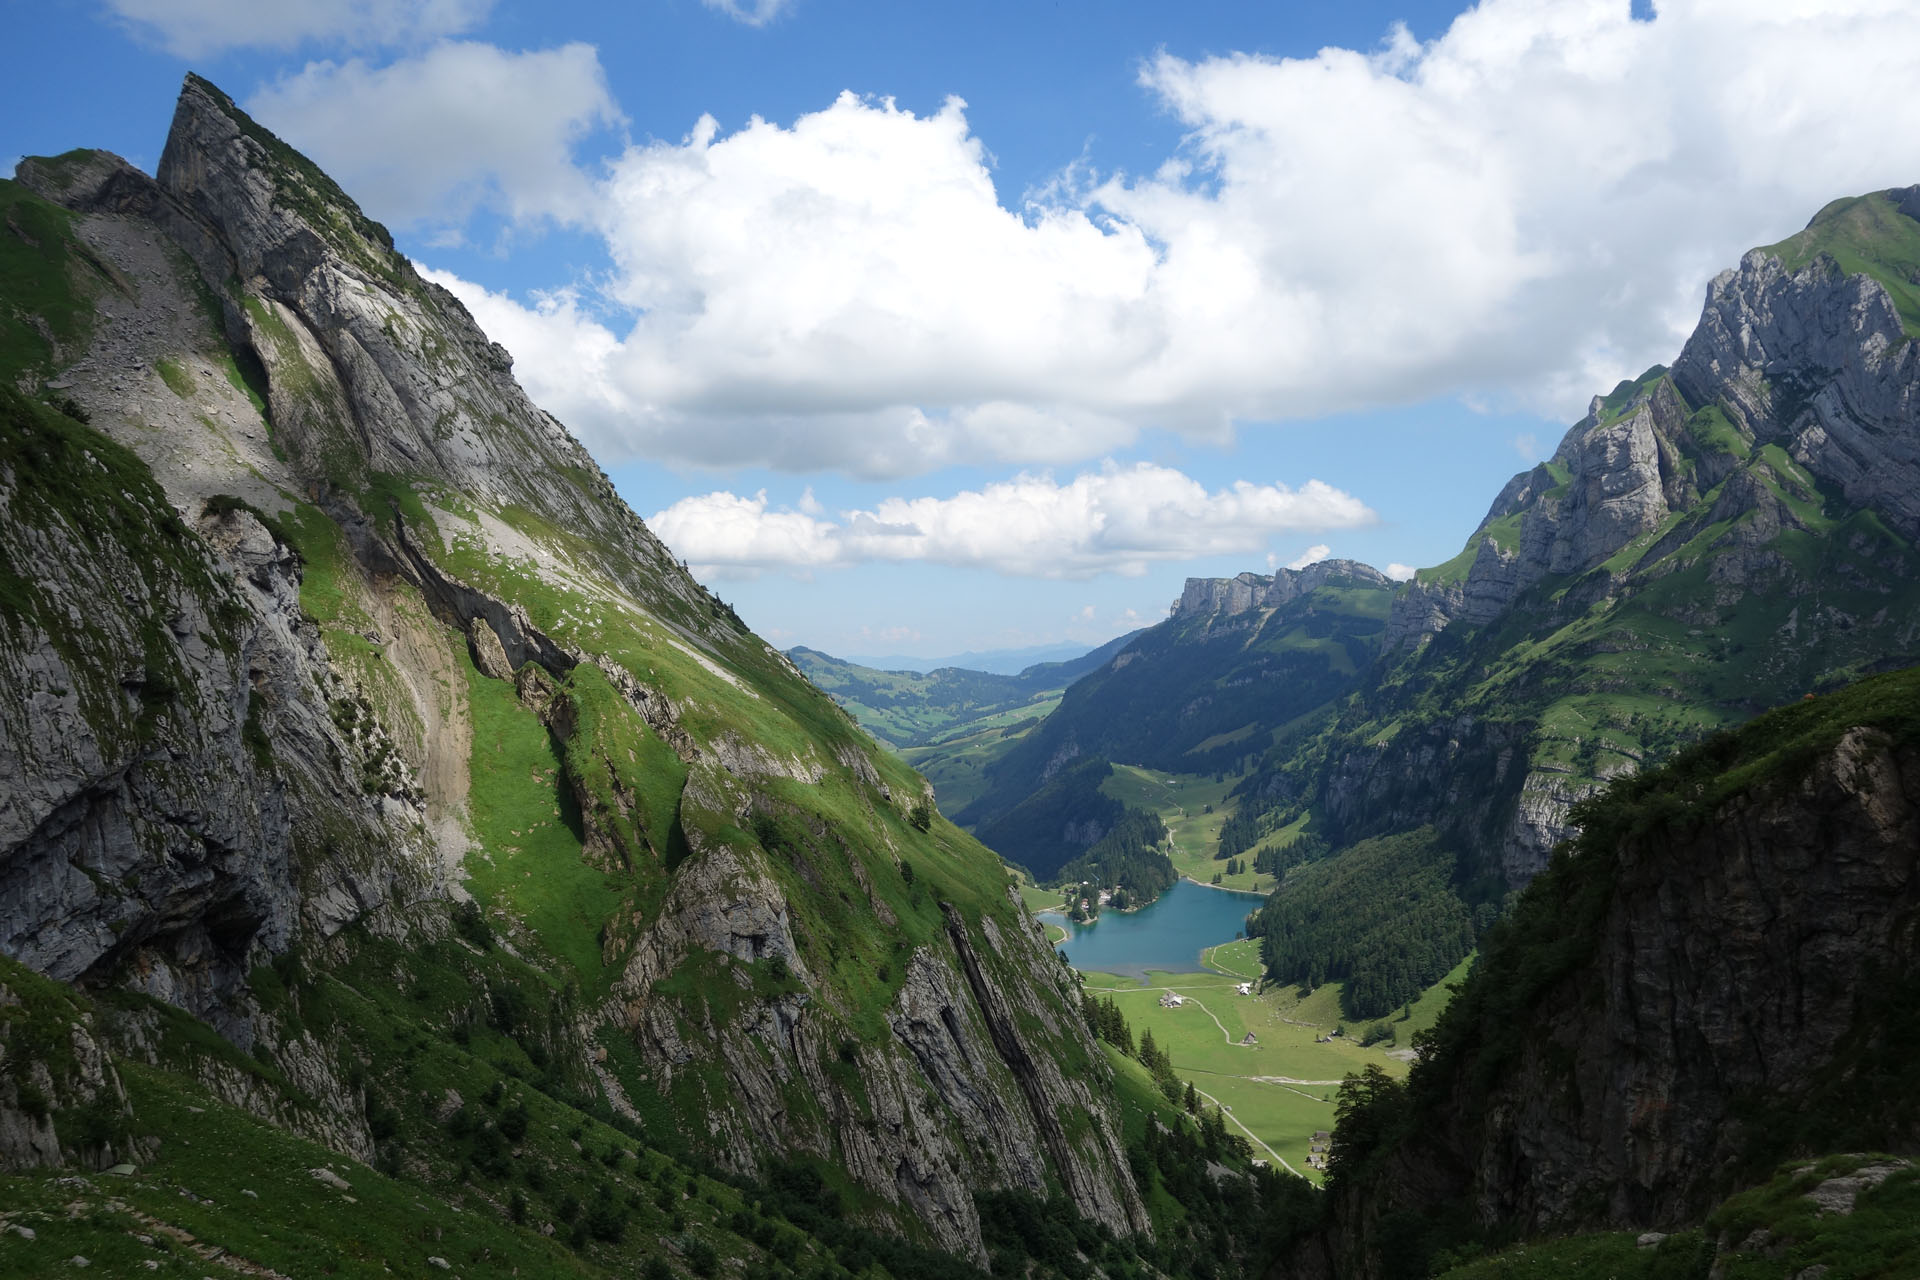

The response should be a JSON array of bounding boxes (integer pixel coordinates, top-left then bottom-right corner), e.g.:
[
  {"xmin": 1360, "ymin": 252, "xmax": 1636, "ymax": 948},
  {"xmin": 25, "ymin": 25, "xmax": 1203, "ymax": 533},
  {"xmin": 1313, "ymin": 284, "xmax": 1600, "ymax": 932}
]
[
  {"xmin": 1280, "ymin": 669, "xmax": 1920, "ymax": 1280},
  {"xmin": 955, "ymin": 561, "xmax": 1396, "ymax": 852},
  {"xmin": 0, "ymin": 76, "xmax": 1214, "ymax": 1271}
]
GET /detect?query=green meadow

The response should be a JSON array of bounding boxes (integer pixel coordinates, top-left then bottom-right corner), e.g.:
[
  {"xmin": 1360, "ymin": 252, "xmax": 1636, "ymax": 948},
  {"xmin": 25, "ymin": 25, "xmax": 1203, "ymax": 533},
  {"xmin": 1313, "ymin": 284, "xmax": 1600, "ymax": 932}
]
[{"xmin": 1077, "ymin": 946, "xmax": 1470, "ymax": 1182}]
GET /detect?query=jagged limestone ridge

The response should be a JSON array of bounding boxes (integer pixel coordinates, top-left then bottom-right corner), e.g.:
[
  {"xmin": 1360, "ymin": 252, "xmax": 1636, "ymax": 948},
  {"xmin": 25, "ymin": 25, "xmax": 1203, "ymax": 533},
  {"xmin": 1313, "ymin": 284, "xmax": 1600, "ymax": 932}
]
[
  {"xmin": 1173, "ymin": 560, "xmax": 1394, "ymax": 622},
  {"xmin": 1294, "ymin": 186, "xmax": 1920, "ymax": 882}
]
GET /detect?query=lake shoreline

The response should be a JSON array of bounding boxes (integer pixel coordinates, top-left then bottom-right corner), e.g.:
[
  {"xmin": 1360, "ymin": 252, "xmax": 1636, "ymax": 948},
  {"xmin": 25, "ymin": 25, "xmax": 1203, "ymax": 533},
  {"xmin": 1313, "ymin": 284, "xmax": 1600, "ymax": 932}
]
[
  {"xmin": 1038, "ymin": 879, "xmax": 1265, "ymax": 979},
  {"xmin": 1179, "ymin": 874, "xmax": 1267, "ymax": 899}
]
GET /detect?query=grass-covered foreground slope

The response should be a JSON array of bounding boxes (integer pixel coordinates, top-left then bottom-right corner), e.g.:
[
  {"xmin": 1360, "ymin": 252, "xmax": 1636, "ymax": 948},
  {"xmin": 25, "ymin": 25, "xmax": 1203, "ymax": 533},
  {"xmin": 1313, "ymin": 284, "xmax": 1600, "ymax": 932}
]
[
  {"xmin": 0, "ymin": 944, "xmax": 1233, "ymax": 1280},
  {"xmin": 1433, "ymin": 1154, "xmax": 1920, "ymax": 1280},
  {"xmin": 1280, "ymin": 669, "xmax": 1920, "ymax": 1278}
]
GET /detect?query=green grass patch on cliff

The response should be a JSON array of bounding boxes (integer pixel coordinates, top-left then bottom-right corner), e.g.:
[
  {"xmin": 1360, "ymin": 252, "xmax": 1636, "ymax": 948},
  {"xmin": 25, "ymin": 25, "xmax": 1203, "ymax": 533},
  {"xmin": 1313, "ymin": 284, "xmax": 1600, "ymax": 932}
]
[
  {"xmin": 155, "ymin": 356, "xmax": 195, "ymax": 398},
  {"xmin": 555, "ymin": 661, "xmax": 688, "ymax": 874},
  {"xmin": 1761, "ymin": 189, "xmax": 1920, "ymax": 337},
  {"xmin": 0, "ymin": 176, "xmax": 107, "ymax": 385},
  {"xmin": 462, "ymin": 654, "xmax": 623, "ymax": 995}
]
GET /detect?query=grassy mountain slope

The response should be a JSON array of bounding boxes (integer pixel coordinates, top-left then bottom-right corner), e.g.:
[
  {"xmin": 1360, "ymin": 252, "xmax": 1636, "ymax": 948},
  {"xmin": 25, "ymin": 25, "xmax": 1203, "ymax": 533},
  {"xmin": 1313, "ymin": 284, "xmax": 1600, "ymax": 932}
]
[
  {"xmin": 0, "ymin": 77, "xmax": 1334, "ymax": 1275},
  {"xmin": 1762, "ymin": 187, "xmax": 1920, "ymax": 334}
]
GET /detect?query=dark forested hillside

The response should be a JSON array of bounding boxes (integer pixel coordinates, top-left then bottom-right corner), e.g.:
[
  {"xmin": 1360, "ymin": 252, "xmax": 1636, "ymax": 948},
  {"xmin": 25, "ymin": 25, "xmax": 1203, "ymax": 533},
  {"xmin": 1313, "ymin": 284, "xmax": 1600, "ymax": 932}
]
[
  {"xmin": 1053, "ymin": 811, "xmax": 1176, "ymax": 911},
  {"xmin": 1277, "ymin": 667, "xmax": 1920, "ymax": 1279},
  {"xmin": 957, "ymin": 561, "xmax": 1395, "ymax": 835},
  {"xmin": 972, "ymin": 757, "xmax": 1130, "ymax": 881},
  {"xmin": 1248, "ymin": 828, "xmax": 1480, "ymax": 1021}
]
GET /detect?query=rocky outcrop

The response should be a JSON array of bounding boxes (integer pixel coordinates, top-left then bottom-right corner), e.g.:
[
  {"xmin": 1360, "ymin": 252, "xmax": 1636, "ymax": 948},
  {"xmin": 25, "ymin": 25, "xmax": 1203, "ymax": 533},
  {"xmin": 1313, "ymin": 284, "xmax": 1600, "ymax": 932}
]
[
  {"xmin": 1175, "ymin": 560, "xmax": 1392, "ymax": 622},
  {"xmin": 0, "ymin": 960, "xmax": 146, "ymax": 1173},
  {"xmin": 1385, "ymin": 374, "xmax": 1699, "ymax": 650},
  {"xmin": 1346, "ymin": 189, "xmax": 1920, "ymax": 885},
  {"xmin": 604, "ymin": 802, "xmax": 1148, "ymax": 1258},
  {"xmin": 1387, "ymin": 191, "xmax": 1920, "ymax": 660},
  {"xmin": 944, "ymin": 904, "xmax": 1149, "ymax": 1237},
  {"xmin": 127, "ymin": 77, "xmax": 715, "ymax": 643},
  {"xmin": 1292, "ymin": 716, "xmax": 1920, "ymax": 1278},
  {"xmin": 1674, "ymin": 241, "xmax": 1920, "ymax": 539},
  {"xmin": 0, "ymin": 417, "xmax": 432, "ymax": 1041},
  {"xmin": 1318, "ymin": 717, "xmax": 1534, "ymax": 859}
]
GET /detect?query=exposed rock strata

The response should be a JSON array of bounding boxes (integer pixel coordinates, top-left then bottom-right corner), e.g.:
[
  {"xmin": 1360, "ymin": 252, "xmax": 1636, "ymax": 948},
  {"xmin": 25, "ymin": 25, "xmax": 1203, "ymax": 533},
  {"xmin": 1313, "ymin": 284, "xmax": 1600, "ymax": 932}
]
[
  {"xmin": 1348, "ymin": 196, "xmax": 1920, "ymax": 882},
  {"xmin": 1, "ymin": 75, "xmax": 1151, "ymax": 1261},
  {"xmin": 1175, "ymin": 560, "xmax": 1392, "ymax": 622}
]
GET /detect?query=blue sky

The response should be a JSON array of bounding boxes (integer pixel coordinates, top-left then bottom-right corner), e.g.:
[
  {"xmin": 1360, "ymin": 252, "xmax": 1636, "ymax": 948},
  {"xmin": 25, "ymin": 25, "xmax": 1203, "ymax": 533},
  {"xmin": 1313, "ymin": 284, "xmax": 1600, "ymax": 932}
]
[{"xmin": 9, "ymin": 0, "xmax": 1920, "ymax": 660}]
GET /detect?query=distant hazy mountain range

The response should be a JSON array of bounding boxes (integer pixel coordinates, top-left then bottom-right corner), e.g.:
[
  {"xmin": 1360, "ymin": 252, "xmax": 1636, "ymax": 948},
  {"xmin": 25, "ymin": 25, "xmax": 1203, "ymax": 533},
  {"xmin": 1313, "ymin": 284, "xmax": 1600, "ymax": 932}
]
[{"xmin": 837, "ymin": 639, "xmax": 1123, "ymax": 676}]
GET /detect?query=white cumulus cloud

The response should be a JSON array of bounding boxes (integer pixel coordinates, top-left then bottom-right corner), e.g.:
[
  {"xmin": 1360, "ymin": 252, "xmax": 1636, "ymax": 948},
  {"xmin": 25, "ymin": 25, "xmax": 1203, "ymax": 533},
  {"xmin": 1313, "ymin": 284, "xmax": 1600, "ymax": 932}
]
[
  {"xmin": 106, "ymin": 0, "xmax": 489, "ymax": 56},
  {"xmin": 648, "ymin": 463, "xmax": 1374, "ymax": 578},
  {"xmin": 247, "ymin": 42, "xmax": 622, "ymax": 232},
  {"xmin": 701, "ymin": 0, "xmax": 794, "ymax": 26},
  {"xmin": 1285, "ymin": 545, "xmax": 1332, "ymax": 571},
  {"xmin": 1385, "ymin": 563, "xmax": 1418, "ymax": 582},
  {"xmin": 418, "ymin": 0, "xmax": 1920, "ymax": 477}
]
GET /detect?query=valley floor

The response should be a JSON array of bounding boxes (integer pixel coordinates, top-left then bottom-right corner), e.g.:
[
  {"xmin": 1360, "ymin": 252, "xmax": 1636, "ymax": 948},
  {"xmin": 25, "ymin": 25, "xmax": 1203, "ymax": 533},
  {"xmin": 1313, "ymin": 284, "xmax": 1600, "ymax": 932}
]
[{"xmin": 1077, "ymin": 942, "xmax": 1471, "ymax": 1182}]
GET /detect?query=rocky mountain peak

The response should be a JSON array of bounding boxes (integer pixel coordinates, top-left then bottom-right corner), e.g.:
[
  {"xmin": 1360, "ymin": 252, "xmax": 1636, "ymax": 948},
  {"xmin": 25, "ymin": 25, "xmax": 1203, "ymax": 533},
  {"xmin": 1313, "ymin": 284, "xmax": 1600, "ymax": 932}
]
[
  {"xmin": 1388, "ymin": 187, "xmax": 1920, "ymax": 657},
  {"xmin": 158, "ymin": 73, "xmax": 406, "ymax": 296},
  {"xmin": 1292, "ymin": 183, "xmax": 1920, "ymax": 889},
  {"xmin": 0, "ymin": 75, "xmax": 1172, "ymax": 1264}
]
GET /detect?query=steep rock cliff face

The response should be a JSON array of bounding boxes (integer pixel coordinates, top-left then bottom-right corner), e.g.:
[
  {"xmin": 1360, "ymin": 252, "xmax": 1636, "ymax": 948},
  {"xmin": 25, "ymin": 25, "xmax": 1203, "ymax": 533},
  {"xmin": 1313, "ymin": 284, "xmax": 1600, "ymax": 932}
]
[
  {"xmin": 1447, "ymin": 730, "xmax": 1919, "ymax": 1231},
  {"xmin": 0, "ymin": 78, "xmax": 1147, "ymax": 1256},
  {"xmin": 1174, "ymin": 561, "xmax": 1393, "ymax": 622},
  {"xmin": 1675, "ymin": 236, "xmax": 1920, "ymax": 538},
  {"xmin": 0, "ymin": 386, "xmax": 432, "ymax": 1059},
  {"xmin": 1288, "ymin": 675, "xmax": 1920, "ymax": 1278}
]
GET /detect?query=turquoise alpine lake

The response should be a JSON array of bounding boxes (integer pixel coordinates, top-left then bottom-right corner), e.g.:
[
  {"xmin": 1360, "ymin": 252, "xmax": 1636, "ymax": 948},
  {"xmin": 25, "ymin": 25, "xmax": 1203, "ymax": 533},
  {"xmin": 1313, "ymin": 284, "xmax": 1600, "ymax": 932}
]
[{"xmin": 1038, "ymin": 878, "xmax": 1265, "ymax": 981}]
